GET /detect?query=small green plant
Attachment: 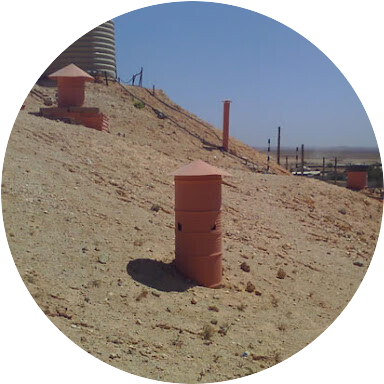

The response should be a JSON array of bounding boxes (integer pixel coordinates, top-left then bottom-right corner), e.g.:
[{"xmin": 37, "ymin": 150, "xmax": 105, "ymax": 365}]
[{"xmin": 133, "ymin": 100, "xmax": 145, "ymax": 109}]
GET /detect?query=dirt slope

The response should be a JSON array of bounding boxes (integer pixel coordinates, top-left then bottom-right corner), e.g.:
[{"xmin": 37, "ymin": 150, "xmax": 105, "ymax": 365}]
[{"xmin": 2, "ymin": 82, "xmax": 382, "ymax": 383}]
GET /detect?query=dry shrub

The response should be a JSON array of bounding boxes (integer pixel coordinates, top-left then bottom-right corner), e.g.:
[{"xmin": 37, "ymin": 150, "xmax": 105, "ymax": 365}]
[
  {"xmin": 277, "ymin": 268, "xmax": 286, "ymax": 279},
  {"xmin": 202, "ymin": 324, "xmax": 215, "ymax": 340}
]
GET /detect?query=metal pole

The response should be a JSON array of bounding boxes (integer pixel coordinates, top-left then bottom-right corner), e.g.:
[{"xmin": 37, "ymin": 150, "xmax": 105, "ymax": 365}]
[
  {"xmin": 301, "ymin": 144, "xmax": 304, "ymax": 176},
  {"xmin": 295, "ymin": 147, "xmax": 299, "ymax": 170},
  {"xmin": 139, "ymin": 67, "xmax": 143, "ymax": 87},
  {"xmin": 285, "ymin": 156, "xmax": 289, "ymax": 171},
  {"xmin": 267, "ymin": 138, "xmax": 271, "ymax": 172},
  {"xmin": 277, "ymin": 126, "xmax": 281, "ymax": 165}
]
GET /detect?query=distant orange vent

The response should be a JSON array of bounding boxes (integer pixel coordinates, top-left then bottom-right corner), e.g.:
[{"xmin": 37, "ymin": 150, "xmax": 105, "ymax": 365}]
[
  {"xmin": 222, "ymin": 100, "xmax": 231, "ymax": 151},
  {"xmin": 171, "ymin": 160, "xmax": 231, "ymax": 288},
  {"xmin": 48, "ymin": 63, "xmax": 94, "ymax": 108},
  {"xmin": 347, "ymin": 165, "xmax": 369, "ymax": 190},
  {"xmin": 40, "ymin": 64, "xmax": 109, "ymax": 132}
]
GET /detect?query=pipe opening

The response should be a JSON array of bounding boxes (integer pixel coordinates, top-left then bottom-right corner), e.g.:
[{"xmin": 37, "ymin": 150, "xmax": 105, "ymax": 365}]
[
  {"xmin": 177, "ymin": 223, "xmax": 182, "ymax": 231},
  {"xmin": 211, "ymin": 224, "xmax": 217, "ymax": 231}
]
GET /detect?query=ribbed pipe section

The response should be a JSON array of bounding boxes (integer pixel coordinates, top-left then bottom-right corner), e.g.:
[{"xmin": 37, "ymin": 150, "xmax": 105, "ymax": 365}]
[
  {"xmin": 174, "ymin": 175, "xmax": 223, "ymax": 288},
  {"xmin": 43, "ymin": 20, "xmax": 117, "ymax": 78}
]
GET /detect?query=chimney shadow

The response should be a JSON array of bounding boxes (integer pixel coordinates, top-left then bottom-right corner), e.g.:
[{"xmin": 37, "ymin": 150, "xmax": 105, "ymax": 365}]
[{"xmin": 126, "ymin": 258, "xmax": 196, "ymax": 292}]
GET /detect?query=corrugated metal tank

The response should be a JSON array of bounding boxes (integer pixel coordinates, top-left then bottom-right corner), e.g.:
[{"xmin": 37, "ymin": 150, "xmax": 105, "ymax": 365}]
[{"xmin": 43, "ymin": 20, "xmax": 116, "ymax": 78}]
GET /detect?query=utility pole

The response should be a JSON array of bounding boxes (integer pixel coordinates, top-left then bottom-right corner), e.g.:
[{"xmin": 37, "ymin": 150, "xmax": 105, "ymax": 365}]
[
  {"xmin": 295, "ymin": 147, "xmax": 299, "ymax": 171},
  {"xmin": 301, "ymin": 144, "xmax": 305, "ymax": 176},
  {"xmin": 267, "ymin": 138, "xmax": 271, "ymax": 172}
]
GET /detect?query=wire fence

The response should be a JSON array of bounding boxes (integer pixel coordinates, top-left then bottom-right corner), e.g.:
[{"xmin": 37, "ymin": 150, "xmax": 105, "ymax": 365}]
[{"xmin": 119, "ymin": 67, "xmax": 143, "ymax": 86}]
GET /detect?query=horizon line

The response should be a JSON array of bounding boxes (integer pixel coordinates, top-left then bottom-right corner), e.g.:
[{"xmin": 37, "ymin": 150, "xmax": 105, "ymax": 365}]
[{"xmin": 252, "ymin": 145, "xmax": 380, "ymax": 151}]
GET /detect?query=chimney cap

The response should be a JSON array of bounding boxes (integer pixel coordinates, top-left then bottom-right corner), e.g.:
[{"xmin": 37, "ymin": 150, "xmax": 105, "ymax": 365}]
[
  {"xmin": 171, "ymin": 160, "xmax": 232, "ymax": 177},
  {"xmin": 48, "ymin": 63, "xmax": 95, "ymax": 81}
]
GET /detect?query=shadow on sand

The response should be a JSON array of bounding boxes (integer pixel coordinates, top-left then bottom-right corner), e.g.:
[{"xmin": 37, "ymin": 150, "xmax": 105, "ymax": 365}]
[{"xmin": 126, "ymin": 258, "xmax": 196, "ymax": 292}]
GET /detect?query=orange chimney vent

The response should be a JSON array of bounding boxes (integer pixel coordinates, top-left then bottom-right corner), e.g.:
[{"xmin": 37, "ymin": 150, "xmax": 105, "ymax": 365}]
[
  {"xmin": 222, "ymin": 100, "xmax": 231, "ymax": 151},
  {"xmin": 41, "ymin": 63, "xmax": 109, "ymax": 132},
  {"xmin": 48, "ymin": 63, "xmax": 94, "ymax": 107},
  {"xmin": 171, "ymin": 160, "xmax": 231, "ymax": 288}
]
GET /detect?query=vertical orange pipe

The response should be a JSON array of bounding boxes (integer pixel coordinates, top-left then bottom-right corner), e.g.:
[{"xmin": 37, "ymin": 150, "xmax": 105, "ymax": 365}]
[{"xmin": 222, "ymin": 100, "xmax": 231, "ymax": 151}]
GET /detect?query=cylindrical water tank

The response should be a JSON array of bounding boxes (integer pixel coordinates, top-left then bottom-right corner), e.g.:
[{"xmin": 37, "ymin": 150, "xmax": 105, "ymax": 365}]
[{"xmin": 43, "ymin": 20, "xmax": 117, "ymax": 79}]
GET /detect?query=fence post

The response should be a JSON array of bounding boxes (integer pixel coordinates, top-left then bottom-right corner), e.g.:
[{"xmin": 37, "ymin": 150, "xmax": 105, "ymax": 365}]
[
  {"xmin": 334, "ymin": 157, "xmax": 338, "ymax": 185},
  {"xmin": 322, "ymin": 157, "xmax": 325, "ymax": 180},
  {"xmin": 301, "ymin": 144, "xmax": 304, "ymax": 176},
  {"xmin": 139, "ymin": 67, "xmax": 143, "ymax": 87},
  {"xmin": 295, "ymin": 147, "xmax": 299, "ymax": 170},
  {"xmin": 267, "ymin": 138, "xmax": 271, "ymax": 172},
  {"xmin": 277, "ymin": 126, "xmax": 281, "ymax": 165}
]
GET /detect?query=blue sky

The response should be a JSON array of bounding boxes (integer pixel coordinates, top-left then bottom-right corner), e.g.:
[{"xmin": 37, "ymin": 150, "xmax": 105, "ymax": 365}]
[{"xmin": 114, "ymin": 2, "xmax": 377, "ymax": 149}]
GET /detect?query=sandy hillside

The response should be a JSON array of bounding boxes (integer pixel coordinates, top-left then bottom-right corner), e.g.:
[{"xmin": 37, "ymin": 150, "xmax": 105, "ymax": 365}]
[{"xmin": 2, "ymin": 81, "xmax": 382, "ymax": 383}]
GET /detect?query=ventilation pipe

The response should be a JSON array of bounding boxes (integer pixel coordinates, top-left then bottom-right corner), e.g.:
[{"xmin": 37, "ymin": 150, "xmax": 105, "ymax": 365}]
[
  {"xmin": 48, "ymin": 63, "xmax": 94, "ymax": 107},
  {"xmin": 222, "ymin": 100, "xmax": 231, "ymax": 151},
  {"xmin": 171, "ymin": 160, "xmax": 231, "ymax": 288}
]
